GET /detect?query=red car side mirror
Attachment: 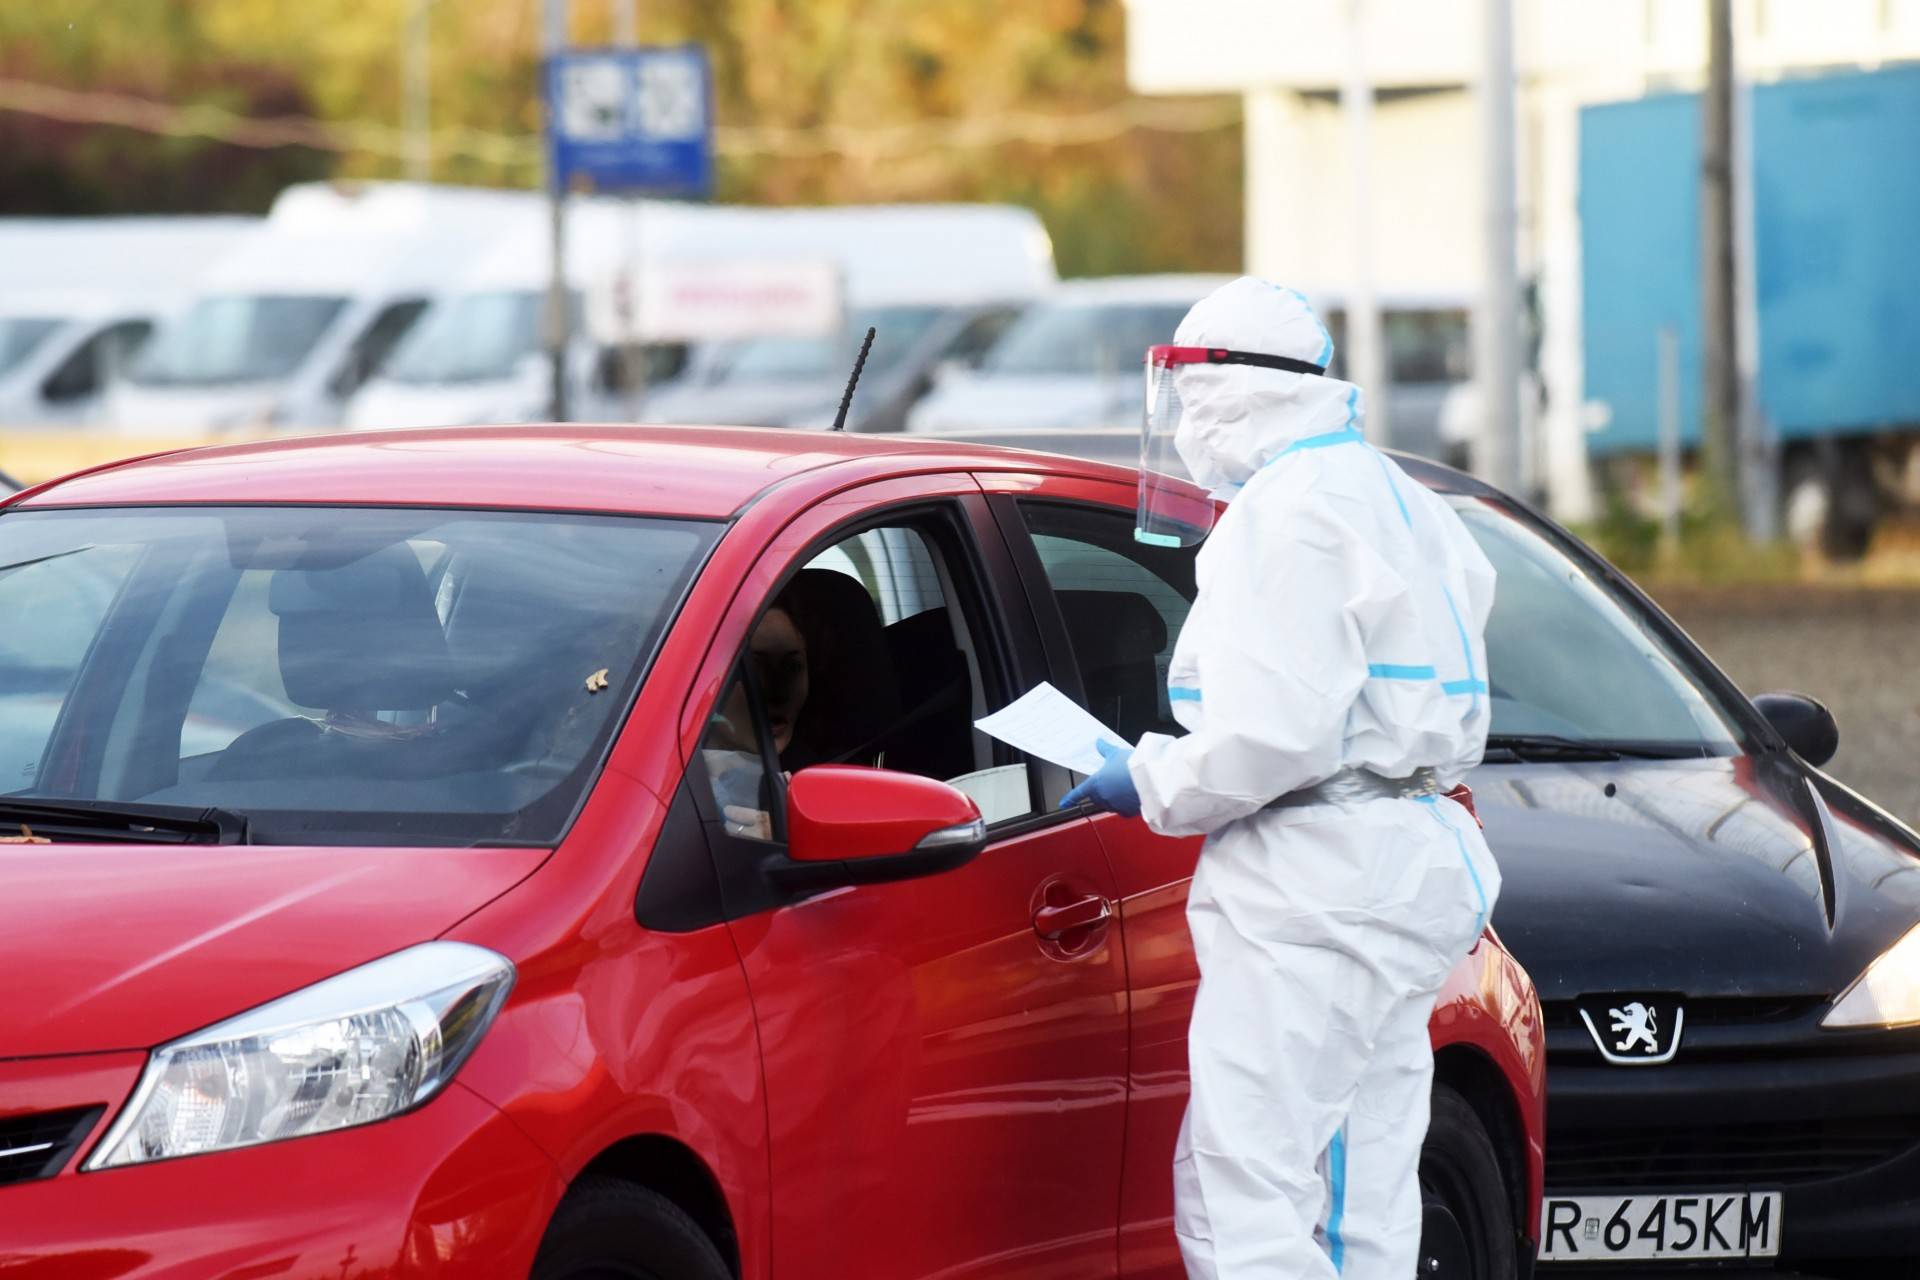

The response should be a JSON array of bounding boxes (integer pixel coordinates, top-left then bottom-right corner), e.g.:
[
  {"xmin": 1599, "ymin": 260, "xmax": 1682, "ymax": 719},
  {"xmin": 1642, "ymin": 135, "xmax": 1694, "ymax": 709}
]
[
  {"xmin": 1446, "ymin": 783, "xmax": 1481, "ymax": 827},
  {"xmin": 784, "ymin": 765, "xmax": 986, "ymax": 876}
]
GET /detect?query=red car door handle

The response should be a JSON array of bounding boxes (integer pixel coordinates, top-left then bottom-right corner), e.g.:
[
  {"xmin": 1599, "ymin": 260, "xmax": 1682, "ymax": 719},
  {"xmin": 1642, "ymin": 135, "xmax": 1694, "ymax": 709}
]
[{"xmin": 1033, "ymin": 895, "xmax": 1112, "ymax": 940}]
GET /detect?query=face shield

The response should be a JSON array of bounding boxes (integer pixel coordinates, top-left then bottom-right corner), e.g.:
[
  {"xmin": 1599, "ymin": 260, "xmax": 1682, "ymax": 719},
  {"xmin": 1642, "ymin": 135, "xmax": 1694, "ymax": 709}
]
[{"xmin": 1137, "ymin": 344, "xmax": 1327, "ymax": 547}]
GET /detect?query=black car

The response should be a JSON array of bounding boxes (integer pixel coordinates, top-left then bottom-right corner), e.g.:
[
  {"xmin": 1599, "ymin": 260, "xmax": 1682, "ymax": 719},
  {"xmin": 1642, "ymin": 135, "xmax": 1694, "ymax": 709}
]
[{"xmin": 1408, "ymin": 461, "xmax": 1920, "ymax": 1274}]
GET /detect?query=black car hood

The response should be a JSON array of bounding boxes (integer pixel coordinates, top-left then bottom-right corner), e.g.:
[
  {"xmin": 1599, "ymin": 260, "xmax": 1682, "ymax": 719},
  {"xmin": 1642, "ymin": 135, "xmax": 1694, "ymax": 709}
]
[{"xmin": 1477, "ymin": 754, "xmax": 1920, "ymax": 1003}]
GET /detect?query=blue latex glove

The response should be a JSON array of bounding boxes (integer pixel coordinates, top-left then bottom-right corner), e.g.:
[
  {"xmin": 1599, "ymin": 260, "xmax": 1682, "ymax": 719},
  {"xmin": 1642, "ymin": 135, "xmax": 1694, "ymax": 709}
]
[{"xmin": 1060, "ymin": 740, "xmax": 1141, "ymax": 816}]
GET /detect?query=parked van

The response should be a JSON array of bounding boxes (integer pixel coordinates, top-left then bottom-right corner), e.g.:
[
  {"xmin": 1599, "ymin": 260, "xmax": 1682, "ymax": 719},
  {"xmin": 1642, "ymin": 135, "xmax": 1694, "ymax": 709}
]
[
  {"xmin": 106, "ymin": 184, "xmax": 533, "ymax": 434},
  {"xmin": 639, "ymin": 204, "xmax": 1056, "ymax": 433},
  {"xmin": 0, "ymin": 218, "xmax": 257, "ymax": 426},
  {"xmin": 345, "ymin": 199, "xmax": 711, "ymax": 432}
]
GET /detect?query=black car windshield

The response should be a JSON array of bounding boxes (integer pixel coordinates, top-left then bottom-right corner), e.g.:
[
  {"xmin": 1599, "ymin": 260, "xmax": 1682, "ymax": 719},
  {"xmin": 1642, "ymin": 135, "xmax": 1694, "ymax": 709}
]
[
  {"xmin": 0, "ymin": 506, "xmax": 716, "ymax": 845},
  {"xmin": 1453, "ymin": 497, "xmax": 1746, "ymax": 754},
  {"xmin": 982, "ymin": 301, "xmax": 1192, "ymax": 377},
  {"xmin": 129, "ymin": 295, "xmax": 348, "ymax": 385}
]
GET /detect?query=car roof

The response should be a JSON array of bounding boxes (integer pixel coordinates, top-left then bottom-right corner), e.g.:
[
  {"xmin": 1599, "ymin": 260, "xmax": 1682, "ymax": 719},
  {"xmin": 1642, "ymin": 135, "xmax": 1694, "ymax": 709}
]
[{"xmin": 10, "ymin": 424, "xmax": 1488, "ymax": 518}]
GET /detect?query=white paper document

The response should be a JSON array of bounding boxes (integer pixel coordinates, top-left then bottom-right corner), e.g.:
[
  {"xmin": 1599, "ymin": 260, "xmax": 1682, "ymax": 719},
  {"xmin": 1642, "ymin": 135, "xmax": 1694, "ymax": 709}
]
[{"xmin": 974, "ymin": 681, "xmax": 1131, "ymax": 776}]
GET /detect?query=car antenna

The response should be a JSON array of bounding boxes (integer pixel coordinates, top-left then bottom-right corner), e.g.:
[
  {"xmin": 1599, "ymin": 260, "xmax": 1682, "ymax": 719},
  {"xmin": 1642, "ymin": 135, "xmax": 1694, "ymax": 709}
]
[{"xmin": 830, "ymin": 326, "xmax": 878, "ymax": 432}]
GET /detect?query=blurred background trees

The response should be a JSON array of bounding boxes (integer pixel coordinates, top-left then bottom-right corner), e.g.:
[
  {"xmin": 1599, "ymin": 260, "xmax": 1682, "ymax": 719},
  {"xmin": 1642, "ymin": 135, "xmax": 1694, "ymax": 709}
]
[{"xmin": 0, "ymin": 0, "xmax": 1242, "ymax": 275}]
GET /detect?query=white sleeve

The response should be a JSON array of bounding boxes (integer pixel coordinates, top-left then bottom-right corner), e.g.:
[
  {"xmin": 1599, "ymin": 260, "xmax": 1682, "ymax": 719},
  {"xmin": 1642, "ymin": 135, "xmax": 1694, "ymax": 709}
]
[
  {"xmin": 1126, "ymin": 491, "xmax": 1373, "ymax": 837},
  {"xmin": 1432, "ymin": 493, "xmax": 1498, "ymax": 786}
]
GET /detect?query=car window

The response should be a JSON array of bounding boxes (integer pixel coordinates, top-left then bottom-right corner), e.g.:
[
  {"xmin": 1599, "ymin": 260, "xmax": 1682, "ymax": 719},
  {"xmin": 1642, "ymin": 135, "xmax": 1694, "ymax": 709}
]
[
  {"xmin": 982, "ymin": 302, "xmax": 1190, "ymax": 377},
  {"xmin": 1325, "ymin": 307, "xmax": 1473, "ymax": 384},
  {"xmin": 698, "ymin": 517, "xmax": 1037, "ymax": 841},
  {"xmin": 1016, "ymin": 500, "xmax": 1197, "ymax": 746},
  {"xmin": 129, "ymin": 295, "xmax": 348, "ymax": 385},
  {"xmin": 1452, "ymin": 497, "xmax": 1745, "ymax": 750},
  {"xmin": 0, "ymin": 544, "xmax": 141, "ymax": 789},
  {"xmin": 42, "ymin": 319, "xmax": 153, "ymax": 403},
  {"xmin": 0, "ymin": 506, "xmax": 718, "ymax": 845},
  {"xmin": 330, "ymin": 299, "xmax": 429, "ymax": 398},
  {"xmin": 710, "ymin": 306, "xmax": 944, "ymax": 383},
  {"xmin": 0, "ymin": 318, "xmax": 62, "ymax": 380},
  {"xmin": 943, "ymin": 307, "xmax": 1020, "ymax": 367}
]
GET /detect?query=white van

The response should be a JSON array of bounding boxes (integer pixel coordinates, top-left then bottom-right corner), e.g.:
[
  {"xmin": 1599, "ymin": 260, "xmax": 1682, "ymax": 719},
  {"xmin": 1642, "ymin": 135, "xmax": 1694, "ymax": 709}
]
[
  {"xmin": 639, "ymin": 204, "xmax": 1056, "ymax": 433},
  {"xmin": 346, "ymin": 199, "xmax": 693, "ymax": 431},
  {"xmin": 0, "ymin": 218, "xmax": 257, "ymax": 426},
  {"xmin": 106, "ymin": 184, "xmax": 535, "ymax": 434}
]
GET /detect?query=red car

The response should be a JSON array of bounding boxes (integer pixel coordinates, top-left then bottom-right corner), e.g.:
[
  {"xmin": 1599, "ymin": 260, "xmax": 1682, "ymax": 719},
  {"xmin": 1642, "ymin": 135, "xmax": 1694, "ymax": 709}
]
[{"xmin": 0, "ymin": 426, "xmax": 1542, "ymax": 1279}]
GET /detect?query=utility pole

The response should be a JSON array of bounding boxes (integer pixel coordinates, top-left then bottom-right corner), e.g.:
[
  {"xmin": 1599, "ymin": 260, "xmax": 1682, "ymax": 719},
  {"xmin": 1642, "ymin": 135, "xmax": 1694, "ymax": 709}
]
[
  {"xmin": 404, "ymin": 0, "xmax": 432, "ymax": 182},
  {"xmin": 1342, "ymin": 0, "xmax": 1388, "ymax": 447},
  {"xmin": 1701, "ymin": 0, "xmax": 1742, "ymax": 522},
  {"xmin": 1477, "ymin": 0, "xmax": 1522, "ymax": 494},
  {"xmin": 613, "ymin": 0, "xmax": 647, "ymax": 423},
  {"xmin": 1731, "ymin": 16, "xmax": 1774, "ymax": 540},
  {"xmin": 543, "ymin": 0, "xmax": 572, "ymax": 422}
]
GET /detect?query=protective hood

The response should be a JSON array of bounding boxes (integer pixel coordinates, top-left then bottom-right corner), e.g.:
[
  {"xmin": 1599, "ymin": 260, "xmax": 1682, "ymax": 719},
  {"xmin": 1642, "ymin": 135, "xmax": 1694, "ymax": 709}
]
[{"xmin": 1170, "ymin": 277, "xmax": 1362, "ymax": 495}]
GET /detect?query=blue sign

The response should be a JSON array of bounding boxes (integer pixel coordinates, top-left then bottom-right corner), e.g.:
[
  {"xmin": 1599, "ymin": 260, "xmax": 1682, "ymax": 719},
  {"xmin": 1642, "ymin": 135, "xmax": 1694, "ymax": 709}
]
[{"xmin": 546, "ymin": 45, "xmax": 713, "ymax": 197}]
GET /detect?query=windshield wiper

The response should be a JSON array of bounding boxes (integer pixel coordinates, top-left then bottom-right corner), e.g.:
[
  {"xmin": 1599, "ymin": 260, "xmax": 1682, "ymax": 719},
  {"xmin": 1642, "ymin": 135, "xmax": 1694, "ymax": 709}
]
[
  {"xmin": 0, "ymin": 797, "xmax": 250, "ymax": 845},
  {"xmin": 1483, "ymin": 734, "xmax": 1711, "ymax": 763},
  {"xmin": 0, "ymin": 546, "xmax": 93, "ymax": 576}
]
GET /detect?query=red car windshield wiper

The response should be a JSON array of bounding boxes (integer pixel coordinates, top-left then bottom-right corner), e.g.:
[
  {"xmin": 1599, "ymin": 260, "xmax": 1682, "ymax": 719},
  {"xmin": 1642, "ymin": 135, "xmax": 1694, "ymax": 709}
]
[
  {"xmin": 0, "ymin": 546, "xmax": 94, "ymax": 577},
  {"xmin": 0, "ymin": 798, "xmax": 251, "ymax": 845}
]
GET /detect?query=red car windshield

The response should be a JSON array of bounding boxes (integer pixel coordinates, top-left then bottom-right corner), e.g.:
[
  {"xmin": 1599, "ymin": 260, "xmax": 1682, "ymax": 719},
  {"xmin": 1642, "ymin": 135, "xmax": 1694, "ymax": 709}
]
[{"xmin": 0, "ymin": 506, "xmax": 717, "ymax": 846}]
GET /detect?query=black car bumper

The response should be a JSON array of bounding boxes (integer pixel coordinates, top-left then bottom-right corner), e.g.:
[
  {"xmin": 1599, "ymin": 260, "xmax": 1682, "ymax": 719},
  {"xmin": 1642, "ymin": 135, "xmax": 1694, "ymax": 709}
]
[{"xmin": 1542, "ymin": 1026, "xmax": 1920, "ymax": 1264}]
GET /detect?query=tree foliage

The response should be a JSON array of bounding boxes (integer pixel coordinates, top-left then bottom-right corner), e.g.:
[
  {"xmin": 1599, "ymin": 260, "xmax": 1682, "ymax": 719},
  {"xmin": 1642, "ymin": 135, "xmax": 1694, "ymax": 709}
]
[{"xmin": 0, "ymin": 0, "xmax": 1241, "ymax": 274}]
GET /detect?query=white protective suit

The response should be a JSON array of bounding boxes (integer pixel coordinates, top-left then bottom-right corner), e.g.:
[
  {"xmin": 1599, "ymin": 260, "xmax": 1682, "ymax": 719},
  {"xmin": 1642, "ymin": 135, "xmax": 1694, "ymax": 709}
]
[{"xmin": 1128, "ymin": 278, "xmax": 1502, "ymax": 1280}]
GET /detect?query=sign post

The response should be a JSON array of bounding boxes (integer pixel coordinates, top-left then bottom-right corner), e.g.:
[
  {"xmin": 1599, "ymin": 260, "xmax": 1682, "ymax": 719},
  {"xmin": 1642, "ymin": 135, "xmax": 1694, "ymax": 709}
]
[{"xmin": 542, "ymin": 43, "xmax": 714, "ymax": 420}]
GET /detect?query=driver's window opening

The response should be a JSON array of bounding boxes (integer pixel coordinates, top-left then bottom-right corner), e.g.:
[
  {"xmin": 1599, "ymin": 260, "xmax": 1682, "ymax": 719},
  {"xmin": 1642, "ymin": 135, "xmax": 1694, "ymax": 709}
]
[
  {"xmin": 1017, "ymin": 500, "xmax": 1198, "ymax": 747},
  {"xmin": 697, "ymin": 520, "xmax": 1039, "ymax": 841}
]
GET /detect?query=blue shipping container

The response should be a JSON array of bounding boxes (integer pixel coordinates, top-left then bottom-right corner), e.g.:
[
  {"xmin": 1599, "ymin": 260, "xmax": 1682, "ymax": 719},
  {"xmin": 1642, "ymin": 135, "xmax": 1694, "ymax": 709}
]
[{"xmin": 1581, "ymin": 64, "xmax": 1920, "ymax": 456}]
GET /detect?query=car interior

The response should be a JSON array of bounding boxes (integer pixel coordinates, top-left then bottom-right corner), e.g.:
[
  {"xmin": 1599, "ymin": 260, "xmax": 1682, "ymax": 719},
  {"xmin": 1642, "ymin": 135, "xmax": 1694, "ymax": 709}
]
[{"xmin": 701, "ymin": 520, "xmax": 1042, "ymax": 834}]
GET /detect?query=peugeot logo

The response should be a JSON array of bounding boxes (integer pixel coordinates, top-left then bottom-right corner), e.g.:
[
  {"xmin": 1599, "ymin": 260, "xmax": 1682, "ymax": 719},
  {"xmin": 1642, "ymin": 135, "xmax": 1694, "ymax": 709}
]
[{"xmin": 1577, "ymin": 995, "xmax": 1686, "ymax": 1066}]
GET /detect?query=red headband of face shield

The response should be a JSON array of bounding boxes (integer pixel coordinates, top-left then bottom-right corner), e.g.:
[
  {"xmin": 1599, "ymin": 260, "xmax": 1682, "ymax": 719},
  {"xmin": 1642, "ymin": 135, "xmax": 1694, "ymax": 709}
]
[
  {"xmin": 1136, "ymin": 345, "xmax": 1328, "ymax": 547},
  {"xmin": 1146, "ymin": 344, "xmax": 1328, "ymax": 377}
]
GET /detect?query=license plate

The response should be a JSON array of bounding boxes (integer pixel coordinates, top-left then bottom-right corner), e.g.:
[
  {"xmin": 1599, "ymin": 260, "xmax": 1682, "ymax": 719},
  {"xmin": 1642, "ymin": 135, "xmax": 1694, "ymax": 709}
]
[{"xmin": 1538, "ymin": 1192, "xmax": 1782, "ymax": 1262}]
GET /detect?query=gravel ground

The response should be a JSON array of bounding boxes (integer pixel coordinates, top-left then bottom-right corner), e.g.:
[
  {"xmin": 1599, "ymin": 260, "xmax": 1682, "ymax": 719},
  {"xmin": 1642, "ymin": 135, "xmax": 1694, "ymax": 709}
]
[{"xmin": 1649, "ymin": 584, "xmax": 1920, "ymax": 828}]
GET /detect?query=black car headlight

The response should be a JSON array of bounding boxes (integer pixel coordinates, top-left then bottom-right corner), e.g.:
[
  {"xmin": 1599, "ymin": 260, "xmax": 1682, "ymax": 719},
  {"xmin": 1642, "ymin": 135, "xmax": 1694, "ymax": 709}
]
[{"xmin": 1825, "ymin": 924, "xmax": 1920, "ymax": 1029}]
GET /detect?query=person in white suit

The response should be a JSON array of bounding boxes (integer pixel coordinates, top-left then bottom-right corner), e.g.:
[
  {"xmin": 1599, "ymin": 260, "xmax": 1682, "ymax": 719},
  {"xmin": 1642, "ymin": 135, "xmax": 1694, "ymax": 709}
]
[{"xmin": 1065, "ymin": 277, "xmax": 1502, "ymax": 1279}]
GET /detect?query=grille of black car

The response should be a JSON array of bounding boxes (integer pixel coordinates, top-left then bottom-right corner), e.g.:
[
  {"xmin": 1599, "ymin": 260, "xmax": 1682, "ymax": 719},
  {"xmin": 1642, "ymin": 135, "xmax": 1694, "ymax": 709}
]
[
  {"xmin": 0, "ymin": 1107, "xmax": 102, "ymax": 1187},
  {"xmin": 1541, "ymin": 996, "xmax": 1824, "ymax": 1033},
  {"xmin": 1548, "ymin": 1117, "xmax": 1920, "ymax": 1190}
]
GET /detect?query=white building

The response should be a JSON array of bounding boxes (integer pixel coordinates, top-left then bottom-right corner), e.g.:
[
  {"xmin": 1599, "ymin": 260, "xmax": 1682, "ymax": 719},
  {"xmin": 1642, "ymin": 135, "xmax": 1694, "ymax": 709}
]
[{"xmin": 1125, "ymin": 0, "xmax": 1920, "ymax": 518}]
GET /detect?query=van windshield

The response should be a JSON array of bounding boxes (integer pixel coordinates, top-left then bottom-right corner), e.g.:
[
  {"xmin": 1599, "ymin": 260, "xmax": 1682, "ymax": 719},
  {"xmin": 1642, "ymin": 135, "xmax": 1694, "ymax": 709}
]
[
  {"xmin": 0, "ymin": 318, "xmax": 61, "ymax": 380},
  {"xmin": 0, "ymin": 506, "xmax": 717, "ymax": 846},
  {"xmin": 129, "ymin": 295, "xmax": 347, "ymax": 385},
  {"xmin": 983, "ymin": 302, "xmax": 1190, "ymax": 377},
  {"xmin": 384, "ymin": 290, "xmax": 545, "ymax": 384}
]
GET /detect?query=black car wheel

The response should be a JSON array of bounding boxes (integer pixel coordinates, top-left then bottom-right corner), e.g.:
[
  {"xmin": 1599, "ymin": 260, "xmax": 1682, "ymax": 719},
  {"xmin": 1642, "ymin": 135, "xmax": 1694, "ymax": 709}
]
[
  {"xmin": 1417, "ymin": 1085, "xmax": 1517, "ymax": 1279},
  {"xmin": 531, "ymin": 1177, "xmax": 731, "ymax": 1280}
]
